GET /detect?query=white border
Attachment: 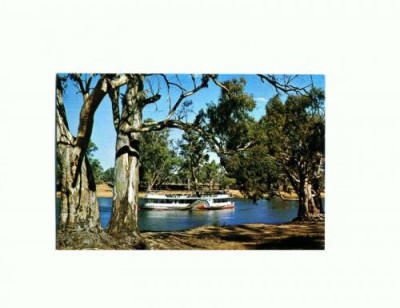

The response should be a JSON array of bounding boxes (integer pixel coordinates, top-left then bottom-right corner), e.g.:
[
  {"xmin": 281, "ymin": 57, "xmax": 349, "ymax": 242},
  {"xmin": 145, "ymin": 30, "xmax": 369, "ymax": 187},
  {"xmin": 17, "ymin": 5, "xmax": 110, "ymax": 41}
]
[{"xmin": 1, "ymin": 1, "xmax": 400, "ymax": 307}]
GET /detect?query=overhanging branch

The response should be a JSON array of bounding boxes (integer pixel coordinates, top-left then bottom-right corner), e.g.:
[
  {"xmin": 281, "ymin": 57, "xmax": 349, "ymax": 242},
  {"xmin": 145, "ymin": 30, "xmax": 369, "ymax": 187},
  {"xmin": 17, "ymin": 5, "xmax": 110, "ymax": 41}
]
[
  {"xmin": 142, "ymin": 94, "xmax": 161, "ymax": 106},
  {"xmin": 257, "ymin": 74, "xmax": 311, "ymax": 95},
  {"xmin": 210, "ymin": 75, "xmax": 229, "ymax": 92},
  {"xmin": 164, "ymin": 75, "xmax": 211, "ymax": 121},
  {"xmin": 122, "ymin": 119, "xmax": 194, "ymax": 133}
]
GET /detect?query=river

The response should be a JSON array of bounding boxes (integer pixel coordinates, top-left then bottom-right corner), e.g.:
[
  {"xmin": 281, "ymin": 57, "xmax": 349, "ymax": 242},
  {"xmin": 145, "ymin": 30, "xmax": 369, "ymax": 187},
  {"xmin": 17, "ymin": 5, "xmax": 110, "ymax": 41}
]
[{"xmin": 56, "ymin": 197, "xmax": 325, "ymax": 231}]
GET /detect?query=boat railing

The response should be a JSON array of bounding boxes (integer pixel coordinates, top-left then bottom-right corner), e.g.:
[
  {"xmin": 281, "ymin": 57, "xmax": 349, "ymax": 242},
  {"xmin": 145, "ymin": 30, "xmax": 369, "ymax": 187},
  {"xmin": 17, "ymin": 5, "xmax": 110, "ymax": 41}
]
[
  {"xmin": 145, "ymin": 190, "xmax": 230, "ymax": 196},
  {"xmin": 144, "ymin": 192, "xmax": 231, "ymax": 199}
]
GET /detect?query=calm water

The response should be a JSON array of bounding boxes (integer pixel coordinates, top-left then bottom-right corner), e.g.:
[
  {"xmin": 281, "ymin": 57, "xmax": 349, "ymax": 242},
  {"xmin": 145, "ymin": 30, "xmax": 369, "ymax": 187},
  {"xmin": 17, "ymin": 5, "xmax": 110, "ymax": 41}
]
[{"xmin": 55, "ymin": 197, "xmax": 321, "ymax": 231}]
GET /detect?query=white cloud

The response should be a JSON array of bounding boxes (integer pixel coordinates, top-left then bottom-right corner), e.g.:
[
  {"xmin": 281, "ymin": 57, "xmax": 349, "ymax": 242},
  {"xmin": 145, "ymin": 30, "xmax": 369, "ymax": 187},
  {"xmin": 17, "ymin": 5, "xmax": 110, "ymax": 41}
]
[{"xmin": 255, "ymin": 97, "xmax": 268, "ymax": 102}]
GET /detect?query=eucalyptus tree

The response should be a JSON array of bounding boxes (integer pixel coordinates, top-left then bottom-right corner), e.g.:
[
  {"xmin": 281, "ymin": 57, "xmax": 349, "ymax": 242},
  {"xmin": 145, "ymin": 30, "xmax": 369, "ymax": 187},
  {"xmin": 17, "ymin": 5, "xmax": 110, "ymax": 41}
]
[
  {"xmin": 87, "ymin": 141, "xmax": 104, "ymax": 184},
  {"xmin": 223, "ymin": 138, "xmax": 279, "ymax": 201},
  {"xmin": 179, "ymin": 130, "xmax": 210, "ymax": 194},
  {"xmin": 200, "ymin": 161, "xmax": 220, "ymax": 190},
  {"xmin": 102, "ymin": 74, "xmax": 313, "ymax": 241},
  {"xmin": 198, "ymin": 76, "xmax": 325, "ymax": 219},
  {"xmin": 196, "ymin": 78, "xmax": 258, "ymax": 165},
  {"xmin": 105, "ymin": 74, "xmax": 226, "ymax": 240},
  {"xmin": 188, "ymin": 78, "xmax": 261, "ymax": 196},
  {"xmin": 56, "ymin": 74, "xmax": 128, "ymax": 232},
  {"xmin": 194, "ymin": 76, "xmax": 325, "ymax": 214},
  {"xmin": 139, "ymin": 124, "xmax": 179, "ymax": 191},
  {"xmin": 262, "ymin": 89, "xmax": 325, "ymax": 220},
  {"xmin": 102, "ymin": 167, "xmax": 115, "ymax": 184},
  {"xmin": 56, "ymin": 73, "xmax": 320, "ymax": 248}
]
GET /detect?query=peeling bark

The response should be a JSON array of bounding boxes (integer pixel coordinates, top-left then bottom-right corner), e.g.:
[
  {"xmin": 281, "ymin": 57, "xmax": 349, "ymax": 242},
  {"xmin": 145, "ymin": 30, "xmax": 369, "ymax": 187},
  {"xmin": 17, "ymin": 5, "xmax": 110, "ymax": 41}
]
[
  {"xmin": 56, "ymin": 86, "xmax": 101, "ymax": 231},
  {"xmin": 107, "ymin": 133, "xmax": 141, "ymax": 238},
  {"xmin": 107, "ymin": 76, "xmax": 144, "ymax": 245}
]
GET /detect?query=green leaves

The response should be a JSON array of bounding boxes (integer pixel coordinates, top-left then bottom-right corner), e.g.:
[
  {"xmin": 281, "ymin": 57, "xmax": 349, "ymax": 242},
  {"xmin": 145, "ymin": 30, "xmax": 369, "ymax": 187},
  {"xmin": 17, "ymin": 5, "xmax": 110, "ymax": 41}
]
[
  {"xmin": 102, "ymin": 167, "xmax": 115, "ymax": 184},
  {"xmin": 87, "ymin": 141, "xmax": 104, "ymax": 184},
  {"xmin": 200, "ymin": 78, "xmax": 257, "ymax": 154},
  {"xmin": 139, "ymin": 126, "xmax": 179, "ymax": 190},
  {"xmin": 221, "ymin": 88, "xmax": 325, "ymax": 201},
  {"xmin": 88, "ymin": 157, "xmax": 104, "ymax": 184}
]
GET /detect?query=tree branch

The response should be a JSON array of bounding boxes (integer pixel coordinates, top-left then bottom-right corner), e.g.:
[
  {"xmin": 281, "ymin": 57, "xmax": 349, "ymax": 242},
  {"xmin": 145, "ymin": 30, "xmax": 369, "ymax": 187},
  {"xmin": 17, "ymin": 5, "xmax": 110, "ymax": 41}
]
[
  {"xmin": 160, "ymin": 74, "xmax": 187, "ymax": 92},
  {"xmin": 284, "ymin": 168, "xmax": 300, "ymax": 194},
  {"xmin": 72, "ymin": 74, "xmax": 130, "ymax": 186},
  {"xmin": 86, "ymin": 74, "xmax": 93, "ymax": 92},
  {"xmin": 257, "ymin": 74, "xmax": 311, "ymax": 95},
  {"xmin": 109, "ymin": 74, "xmax": 129, "ymax": 88},
  {"xmin": 210, "ymin": 75, "xmax": 229, "ymax": 92},
  {"xmin": 142, "ymin": 94, "xmax": 161, "ymax": 106},
  {"xmin": 123, "ymin": 119, "xmax": 194, "ymax": 133},
  {"xmin": 75, "ymin": 76, "xmax": 108, "ymax": 149},
  {"xmin": 106, "ymin": 79, "xmax": 120, "ymax": 132},
  {"xmin": 69, "ymin": 74, "xmax": 88, "ymax": 99},
  {"xmin": 164, "ymin": 75, "xmax": 211, "ymax": 121}
]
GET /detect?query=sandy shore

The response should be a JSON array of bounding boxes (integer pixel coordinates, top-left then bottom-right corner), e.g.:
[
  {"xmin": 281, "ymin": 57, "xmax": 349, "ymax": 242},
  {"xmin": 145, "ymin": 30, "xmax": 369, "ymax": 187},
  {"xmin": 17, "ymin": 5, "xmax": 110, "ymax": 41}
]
[{"xmin": 96, "ymin": 183, "xmax": 113, "ymax": 197}]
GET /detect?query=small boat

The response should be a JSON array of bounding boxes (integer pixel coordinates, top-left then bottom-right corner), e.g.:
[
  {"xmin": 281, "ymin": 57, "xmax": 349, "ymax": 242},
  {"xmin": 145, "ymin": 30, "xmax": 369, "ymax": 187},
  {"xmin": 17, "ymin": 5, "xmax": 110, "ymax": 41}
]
[{"xmin": 140, "ymin": 191, "xmax": 235, "ymax": 210}]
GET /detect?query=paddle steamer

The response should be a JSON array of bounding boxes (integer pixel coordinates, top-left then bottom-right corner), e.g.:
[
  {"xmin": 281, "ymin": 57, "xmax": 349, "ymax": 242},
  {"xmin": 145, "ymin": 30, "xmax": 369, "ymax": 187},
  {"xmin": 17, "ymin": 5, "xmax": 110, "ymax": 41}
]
[{"xmin": 140, "ymin": 191, "xmax": 235, "ymax": 210}]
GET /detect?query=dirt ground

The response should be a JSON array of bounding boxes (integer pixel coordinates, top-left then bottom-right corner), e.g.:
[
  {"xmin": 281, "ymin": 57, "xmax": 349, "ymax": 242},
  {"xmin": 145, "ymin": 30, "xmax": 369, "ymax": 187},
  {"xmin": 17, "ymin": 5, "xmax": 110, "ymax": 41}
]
[
  {"xmin": 142, "ymin": 220, "xmax": 325, "ymax": 250},
  {"xmin": 96, "ymin": 183, "xmax": 113, "ymax": 197},
  {"xmin": 57, "ymin": 219, "xmax": 324, "ymax": 250}
]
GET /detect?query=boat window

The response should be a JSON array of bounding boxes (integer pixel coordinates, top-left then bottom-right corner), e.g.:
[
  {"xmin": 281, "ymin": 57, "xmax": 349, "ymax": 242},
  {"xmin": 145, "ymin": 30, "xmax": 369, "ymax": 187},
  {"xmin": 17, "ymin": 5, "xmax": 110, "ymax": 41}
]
[{"xmin": 214, "ymin": 198, "xmax": 230, "ymax": 203}]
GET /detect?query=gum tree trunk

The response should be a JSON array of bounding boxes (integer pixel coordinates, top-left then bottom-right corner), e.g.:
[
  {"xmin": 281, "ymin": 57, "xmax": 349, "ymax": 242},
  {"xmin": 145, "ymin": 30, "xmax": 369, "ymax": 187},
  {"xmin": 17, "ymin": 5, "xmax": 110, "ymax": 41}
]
[
  {"xmin": 107, "ymin": 76, "xmax": 144, "ymax": 246},
  {"xmin": 107, "ymin": 132, "xmax": 141, "ymax": 239},
  {"xmin": 190, "ymin": 164, "xmax": 200, "ymax": 195},
  {"xmin": 296, "ymin": 178, "xmax": 321, "ymax": 221},
  {"xmin": 286, "ymin": 169, "xmax": 322, "ymax": 221},
  {"xmin": 313, "ymin": 180, "xmax": 324, "ymax": 214},
  {"xmin": 147, "ymin": 182, "xmax": 154, "ymax": 192},
  {"xmin": 56, "ymin": 88, "xmax": 101, "ymax": 231}
]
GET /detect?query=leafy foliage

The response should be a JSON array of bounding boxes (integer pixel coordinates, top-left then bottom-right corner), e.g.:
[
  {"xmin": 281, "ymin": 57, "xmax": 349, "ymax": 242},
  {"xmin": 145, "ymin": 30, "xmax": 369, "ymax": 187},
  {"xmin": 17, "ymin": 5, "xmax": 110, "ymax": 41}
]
[
  {"xmin": 178, "ymin": 130, "xmax": 209, "ymax": 192},
  {"xmin": 87, "ymin": 141, "xmax": 104, "ymax": 184},
  {"xmin": 200, "ymin": 78, "xmax": 257, "ymax": 155},
  {"xmin": 102, "ymin": 167, "xmax": 115, "ymax": 184},
  {"xmin": 139, "ymin": 122, "xmax": 180, "ymax": 190},
  {"xmin": 223, "ymin": 141, "xmax": 278, "ymax": 201},
  {"xmin": 219, "ymin": 88, "xmax": 325, "ymax": 205},
  {"xmin": 199, "ymin": 161, "xmax": 219, "ymax": 190},
  {"xmin": 262, "ymin": 88, "xmax": 325, "ymax": 189}
]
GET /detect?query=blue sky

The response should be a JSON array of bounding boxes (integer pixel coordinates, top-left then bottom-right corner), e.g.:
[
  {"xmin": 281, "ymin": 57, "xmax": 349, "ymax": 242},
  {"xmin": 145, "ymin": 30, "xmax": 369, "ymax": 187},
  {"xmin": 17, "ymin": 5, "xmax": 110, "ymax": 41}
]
[{"xmin": 62, "ymin": 74, "xmax": 325, "ymax": 169}]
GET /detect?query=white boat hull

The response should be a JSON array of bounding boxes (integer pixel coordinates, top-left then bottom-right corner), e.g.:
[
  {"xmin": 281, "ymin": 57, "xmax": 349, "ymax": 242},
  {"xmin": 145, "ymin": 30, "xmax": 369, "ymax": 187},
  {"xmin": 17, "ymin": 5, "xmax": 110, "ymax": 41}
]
[{"xmin": 140, "ymin": 193, "xmax": 235, "ymax": 210}]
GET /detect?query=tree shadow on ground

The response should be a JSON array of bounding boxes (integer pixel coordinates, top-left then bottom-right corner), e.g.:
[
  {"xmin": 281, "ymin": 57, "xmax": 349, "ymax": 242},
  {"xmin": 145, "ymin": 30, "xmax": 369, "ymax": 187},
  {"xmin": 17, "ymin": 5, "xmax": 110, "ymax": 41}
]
[
  {"xmin": 192, "ymin": 225, "xmax": 324, "ymax": 249},
  {"xmin": 143, "ymin": 221, "xmax": 325, "ymax": 250},
  {"xmin": 246, "ymin": 235, "xmax": 324, "ymax": 250}
]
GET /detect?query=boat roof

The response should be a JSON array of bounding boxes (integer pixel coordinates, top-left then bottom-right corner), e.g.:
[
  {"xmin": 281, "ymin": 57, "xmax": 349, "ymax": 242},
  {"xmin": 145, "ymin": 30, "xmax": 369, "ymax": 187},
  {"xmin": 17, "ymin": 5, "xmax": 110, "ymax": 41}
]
[{"xmin": 144, "ymin": 193, "xmax": 231, "ymax": 199}]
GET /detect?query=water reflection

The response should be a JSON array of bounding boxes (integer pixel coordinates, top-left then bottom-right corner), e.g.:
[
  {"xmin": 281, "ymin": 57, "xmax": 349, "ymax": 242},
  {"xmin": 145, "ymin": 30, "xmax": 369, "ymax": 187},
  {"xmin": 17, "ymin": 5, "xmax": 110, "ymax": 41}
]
[{"xmin": 138, "ymin": 207, "xmax": 236, "ymax": 231}]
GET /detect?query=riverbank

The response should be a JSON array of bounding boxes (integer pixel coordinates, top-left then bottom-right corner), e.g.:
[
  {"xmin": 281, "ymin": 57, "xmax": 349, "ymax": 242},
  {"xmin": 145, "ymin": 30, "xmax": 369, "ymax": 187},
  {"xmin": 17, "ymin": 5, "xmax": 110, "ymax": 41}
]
[
  {"xmin": 57, "ymin": 219, "xmax": 324, "ymax": 250},
  {"xmin": 57, "ymin": 184, "xmax": 325, "ymax": 201},
  {"xmin": 143, "ymin": 220, "xmax": 324, "ymax": 250},
  {"xmin": 61, "ymin": 184, "xmax": 323, "ymax": 199},
  {"xmin": 57, "ymin": 184, "xmax": 246, "ymax": 198}
]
